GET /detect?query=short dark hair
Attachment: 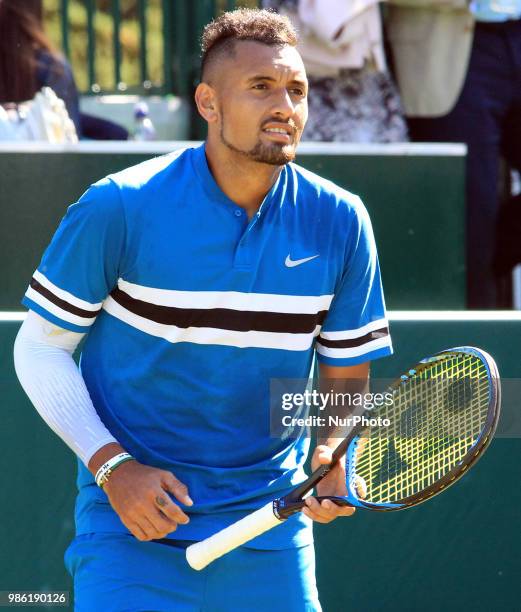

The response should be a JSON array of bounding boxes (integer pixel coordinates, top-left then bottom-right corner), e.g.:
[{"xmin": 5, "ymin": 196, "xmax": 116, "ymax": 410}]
[{"xmin": 200, "ymin": 8, "xmax": 298, "ymax": 81}]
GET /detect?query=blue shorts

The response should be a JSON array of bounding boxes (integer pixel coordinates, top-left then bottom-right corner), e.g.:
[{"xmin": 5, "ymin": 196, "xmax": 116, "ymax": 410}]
[{"xmin": 64, "ymin": 533, "xmax": 322, "ymax": 612}]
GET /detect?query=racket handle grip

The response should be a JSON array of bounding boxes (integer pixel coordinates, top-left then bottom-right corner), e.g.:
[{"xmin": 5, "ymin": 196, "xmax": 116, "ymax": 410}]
[{"xmin": 186, "ymin": 502, "xmax": 282, "ymax": 571}]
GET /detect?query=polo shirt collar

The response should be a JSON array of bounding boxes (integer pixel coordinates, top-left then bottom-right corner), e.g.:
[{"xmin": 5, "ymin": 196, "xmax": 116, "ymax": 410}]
[{"xmin": 192, "ymin": 142, "xmax": 285, "ymax": 218}]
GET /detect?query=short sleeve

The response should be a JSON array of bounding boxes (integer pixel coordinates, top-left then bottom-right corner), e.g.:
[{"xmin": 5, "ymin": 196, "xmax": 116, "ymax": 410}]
[
  {"xmin": 22, "ymin": 178, "xmax": 126, "ymax": 333},
  {"xmin": 316, "ymin": 200, "xmax": 393, "ymax": 366}
]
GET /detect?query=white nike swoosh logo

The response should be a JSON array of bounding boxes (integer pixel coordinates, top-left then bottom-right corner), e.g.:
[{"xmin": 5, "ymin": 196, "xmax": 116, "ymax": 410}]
[{"xmin": 285, "ymin": 254, "xmax": 320, "ymax": 268}]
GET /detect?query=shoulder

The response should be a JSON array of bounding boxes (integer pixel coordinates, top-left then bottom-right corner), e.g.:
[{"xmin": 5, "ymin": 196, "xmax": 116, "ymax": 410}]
[
  {"xmin": 107, "ymin": 147, "xmax": 194, "ymax": 193},
  {"xmin": 35, "ymin": 49, "xmax": 71, "ymax": 79},
  {"xmin": 69, "ymin": 147, "xmax": 195, "ymax": 227},
  {"xmin": 286, "ymin": 163, "xmax": 375, "ymax": 257},
  {"xmin": 36, "ymin": 49, "xmax": 61, "ymax": 68},
  {"xmin": 288, "ymin": 161, "xmax": 369, "ymax": 222}
]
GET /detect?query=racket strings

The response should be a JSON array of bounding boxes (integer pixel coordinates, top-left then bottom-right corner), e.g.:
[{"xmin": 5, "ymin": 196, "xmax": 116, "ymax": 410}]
[
  {"xmin": 351, "ymin": 354, "xmax": 490, "ymax": 504},
  {"xmin": 387, "ymin": 356, "xmax": 488, "ymax": 499}
]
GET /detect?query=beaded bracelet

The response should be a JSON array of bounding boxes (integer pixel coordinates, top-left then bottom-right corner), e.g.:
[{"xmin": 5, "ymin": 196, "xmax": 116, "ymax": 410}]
[{"xmin": 95, "ymin": 452, "xmax": 134, "ymax": 488}]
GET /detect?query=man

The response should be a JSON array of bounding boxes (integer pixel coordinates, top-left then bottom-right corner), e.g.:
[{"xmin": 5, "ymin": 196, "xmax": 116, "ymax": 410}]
[
  {"xmin": 386, "ymin": 0, "xmax": 521, "ymax": 308},
  {"xmin": 14, "ymin": 8, "xmax": 392, "ymax": 611}
]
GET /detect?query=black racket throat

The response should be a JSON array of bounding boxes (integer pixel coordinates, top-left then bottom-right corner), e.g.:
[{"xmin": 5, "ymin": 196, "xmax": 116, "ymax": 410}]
[{"xmin": 274, "ymin": 437, "xmax": 353, "ymax": 520}]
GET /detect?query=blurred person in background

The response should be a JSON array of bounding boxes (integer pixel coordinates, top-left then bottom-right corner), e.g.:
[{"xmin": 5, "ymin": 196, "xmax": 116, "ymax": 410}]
[
  {"xmin": 262, "ymin": 0, "xmax": 408, "ymax": 142},
  {"xmin": 0, "ymin": 0, "xmax": 127, "ymax": 140},
  {"xmin": 0, "ymin": 0, "xmax": 81, "ymax": 133},
  {"xmin": 386, "ymin": 0, "xmax": 521, "ymax": 308}
]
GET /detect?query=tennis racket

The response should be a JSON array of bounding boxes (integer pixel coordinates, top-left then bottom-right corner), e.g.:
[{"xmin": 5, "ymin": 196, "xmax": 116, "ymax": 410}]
[{"xmin": 186, "ymin": 346, "xmax": 500, "ymax": 570}]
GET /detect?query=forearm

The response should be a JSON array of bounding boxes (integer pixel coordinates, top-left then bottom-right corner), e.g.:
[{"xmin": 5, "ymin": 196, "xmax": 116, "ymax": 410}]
[
  {"xmin": 14, "ymin": 313, "xmax": 190, "ymax": 541},
  {"xmin": 317, "ymin": 362, "xmax": 370, "ymax": 449},
  {"xmin": 13, "ymin": 312, "xmax": 120, "ymax": 467}
]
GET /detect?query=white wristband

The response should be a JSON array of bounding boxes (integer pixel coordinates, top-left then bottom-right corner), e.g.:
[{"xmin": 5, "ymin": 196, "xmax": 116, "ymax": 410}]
[{"xmin": 95, "ymin": 452, "xmax": 134, "ymax": 488}]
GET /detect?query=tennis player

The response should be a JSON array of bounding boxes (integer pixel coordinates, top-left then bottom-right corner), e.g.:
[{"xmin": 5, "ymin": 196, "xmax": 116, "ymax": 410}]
[{"xmin": 14, "ymin": 8, "xmax": 392, "ymax": 611}]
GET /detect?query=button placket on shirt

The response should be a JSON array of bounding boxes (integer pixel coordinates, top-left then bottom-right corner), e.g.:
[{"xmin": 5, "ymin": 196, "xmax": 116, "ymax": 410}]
[{"xmin": 233, "ymin": 208, "xmax": 260, "ymax": 269}]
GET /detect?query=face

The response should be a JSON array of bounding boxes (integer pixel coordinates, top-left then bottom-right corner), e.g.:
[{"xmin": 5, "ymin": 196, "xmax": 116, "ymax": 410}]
[{"xmin": 204, "ymin": 41, "xmax": 308, "ymax": 165}]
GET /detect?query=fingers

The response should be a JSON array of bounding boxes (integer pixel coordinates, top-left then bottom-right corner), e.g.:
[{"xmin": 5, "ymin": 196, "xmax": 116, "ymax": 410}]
[
  {"xmin": 302, "ymin": 496, "xmax": 355, "ymax": 524},
  {"xmin": 127, "ymin": 513, "xmax": 174, "ymax": 541},
  {"xmin": 354, "ymin": 475, "xmax": 367, "ymax": 499},
  {"xmin": 104, "ymin": 464, "xmax": 193, "ymax": 541},
  {"xmin": 143, "ymin": 513, "xmax": 178, "ymax": 538},
  {"xmin": 314, "ymin": 445, "xmax": 334, "ymax": 466},
  {"xmin": 149, "ymin": 504, "xmax": 187, "ymax": 532},
  {"xmin": 126, "ymin": 499, "xmax": 188, "ymax": 541},
  {"xmin": 153, "ymin": 489, "xmax": 191, "ymax": 526},
  {"xmin": 133, "ymin": 487, "xmax": 190, "ymax": 540},
  {"xmin": 125, "ymin": 520, "xmax": 148, "ymax": 541},
  {"xmin": 162, "ymin": 472, "xmax": 193, "ymax": 507}
]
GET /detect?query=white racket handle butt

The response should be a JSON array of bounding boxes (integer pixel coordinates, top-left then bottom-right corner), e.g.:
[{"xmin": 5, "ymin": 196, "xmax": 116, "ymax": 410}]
[{"xmin": 186, "ymin": 502, "xmax": 282, "ymax": 570}]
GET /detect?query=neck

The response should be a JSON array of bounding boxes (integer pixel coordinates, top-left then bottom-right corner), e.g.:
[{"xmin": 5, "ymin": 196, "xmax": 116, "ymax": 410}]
[{"xmin": 204, "ymin": 137, "xmax": 283, "ymax": 218}]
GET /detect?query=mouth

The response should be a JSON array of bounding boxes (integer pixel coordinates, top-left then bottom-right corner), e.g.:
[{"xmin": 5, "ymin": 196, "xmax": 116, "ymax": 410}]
[{"xmin": 261, "ymin": 124, "xmax": 294, "ymax": 144}]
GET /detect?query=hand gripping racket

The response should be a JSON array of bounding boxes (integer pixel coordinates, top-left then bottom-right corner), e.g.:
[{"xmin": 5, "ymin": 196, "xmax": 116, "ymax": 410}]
[{"xmin": 186, "ymin": 347, "xmax": 500, "ymax": 570}]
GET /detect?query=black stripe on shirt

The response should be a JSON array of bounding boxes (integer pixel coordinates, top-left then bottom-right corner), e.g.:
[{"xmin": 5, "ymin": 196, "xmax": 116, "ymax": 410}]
[
  {"xmin": 316, "ymin": 327, "xmax": 389, "ymax": 349},
  {"xmin": 30, "ymin": 277, "xmax": 102, "ymax": 319},
  {"xmin": 110, "ymin": 287, "xmax": 328, "ymax": 334}
]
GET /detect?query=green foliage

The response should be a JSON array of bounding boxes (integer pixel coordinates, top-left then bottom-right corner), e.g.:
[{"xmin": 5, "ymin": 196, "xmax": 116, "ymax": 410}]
[
  {"xmin": 43, "ymin": 0, "xmax": 164, "ymax": 93},
  {"xmin": 43, "ymin": 0, "xmax": 260, "ymax": 95}
]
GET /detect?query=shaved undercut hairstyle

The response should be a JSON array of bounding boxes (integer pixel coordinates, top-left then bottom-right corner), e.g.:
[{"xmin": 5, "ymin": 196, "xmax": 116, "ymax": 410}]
[{"xmin": 200, "ymin": 8, "xmax": 298, "ymax": 82}]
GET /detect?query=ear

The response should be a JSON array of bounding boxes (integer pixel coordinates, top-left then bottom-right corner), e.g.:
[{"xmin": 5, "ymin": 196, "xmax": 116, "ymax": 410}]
[{"xmin": 194, "ymin": 83, "xmax": 219, "ymax": 124}]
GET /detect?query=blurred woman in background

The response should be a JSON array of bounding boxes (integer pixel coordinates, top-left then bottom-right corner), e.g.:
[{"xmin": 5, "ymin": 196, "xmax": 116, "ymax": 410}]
[
  {"xmin": 0, "ymin": 0, "xmax": 127, "ymax": 140},
  {"xmin": 0, "ymin": 0, "xmax": 81, "ymax": 134}
]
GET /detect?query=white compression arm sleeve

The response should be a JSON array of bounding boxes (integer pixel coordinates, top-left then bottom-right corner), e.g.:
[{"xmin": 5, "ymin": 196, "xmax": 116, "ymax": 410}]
[{"xmin": 13, "ymin": 310, "xmax": 118, "ymax": 466}]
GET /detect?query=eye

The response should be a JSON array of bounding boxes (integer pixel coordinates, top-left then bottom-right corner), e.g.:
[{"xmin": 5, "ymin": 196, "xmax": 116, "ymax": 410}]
[
  {"xmin": 252, "ymin": 83, "xmax": 268, "ymax": 90},
  {"xmin": 290, "ymin": 87, "xmax": 306, "ymax": 97}
]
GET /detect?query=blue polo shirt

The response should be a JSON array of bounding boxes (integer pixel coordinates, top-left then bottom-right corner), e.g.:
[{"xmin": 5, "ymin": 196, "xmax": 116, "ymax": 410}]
[{"xmin": 23, "ymin": 143, "xmax": 392, "ymax": 549}]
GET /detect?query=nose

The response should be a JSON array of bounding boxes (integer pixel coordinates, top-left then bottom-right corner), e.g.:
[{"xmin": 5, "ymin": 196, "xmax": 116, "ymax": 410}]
[{"xmin": 270, "ymin": 86, "xmax": 296, "ymax": 119}]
